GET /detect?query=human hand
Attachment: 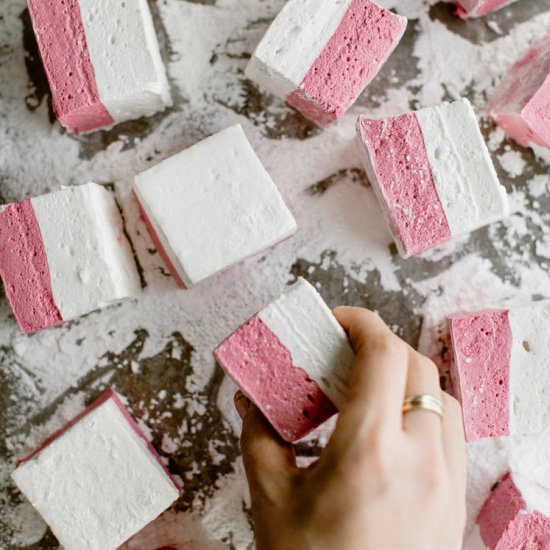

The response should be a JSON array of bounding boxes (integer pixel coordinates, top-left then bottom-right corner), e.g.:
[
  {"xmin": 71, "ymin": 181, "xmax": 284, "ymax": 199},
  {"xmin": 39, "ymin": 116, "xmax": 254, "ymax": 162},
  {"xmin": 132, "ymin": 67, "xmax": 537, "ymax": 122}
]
[{"xmin": 234, "ymin": 306, "xmax": 467, "ymax": 550}]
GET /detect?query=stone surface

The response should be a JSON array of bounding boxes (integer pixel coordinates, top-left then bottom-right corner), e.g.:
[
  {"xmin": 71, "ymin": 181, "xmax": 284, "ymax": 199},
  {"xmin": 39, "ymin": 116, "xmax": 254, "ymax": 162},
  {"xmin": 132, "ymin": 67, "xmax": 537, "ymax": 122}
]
[{"xmin": 1, "ymin": 1, "xmax": 550, "ymax": 549}]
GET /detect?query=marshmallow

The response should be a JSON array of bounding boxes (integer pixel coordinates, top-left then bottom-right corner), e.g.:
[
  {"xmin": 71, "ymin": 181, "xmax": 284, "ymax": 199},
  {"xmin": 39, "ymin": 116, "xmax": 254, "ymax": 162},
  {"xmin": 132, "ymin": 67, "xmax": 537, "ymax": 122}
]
[
  {"xmin": 214, "ymin": 278, "xmax": 355, "ymax": 441},
  {"xmin": 468, "ymin": 473, "xmax": 550, "ymax": 549},
  {"xmin": 133, "ymin": 125, "xmax": 297, "ymax": 288},
  {"xmin": 27, "ymin": 0, "xmax": 171, "ymax": 133},
  {"xmin": 0, "ymin": 183, "xmax": 140, "ymax": 333},
  {"xmin": 487, "ymin": 36, "xmax": 550, "ymax": 152},
  {"xmin": 11, "ymin": 389, "xmax": 180, "ymax": 550},
  {"xmin": 448, "ymin": 301, "xmax": 550, "ymax": 442},
  {"xmin": 245, "ymin": 0, "xmax": 407, "ymax": 126},
  {"xmin": 450, "ymin": 0, "xmax": 518, "ymax": 18},
  {"xmin": 357, "ymin": 99, "xmax": 509, "ymax": 258}
]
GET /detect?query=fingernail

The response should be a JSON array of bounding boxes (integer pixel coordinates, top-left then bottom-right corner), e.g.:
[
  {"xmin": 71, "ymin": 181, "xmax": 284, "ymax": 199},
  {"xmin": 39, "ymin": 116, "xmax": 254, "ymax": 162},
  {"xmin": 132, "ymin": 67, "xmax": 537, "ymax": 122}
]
[{"xmin": 234, "ymin": 391, "xmax": 251, "ymax": 419}]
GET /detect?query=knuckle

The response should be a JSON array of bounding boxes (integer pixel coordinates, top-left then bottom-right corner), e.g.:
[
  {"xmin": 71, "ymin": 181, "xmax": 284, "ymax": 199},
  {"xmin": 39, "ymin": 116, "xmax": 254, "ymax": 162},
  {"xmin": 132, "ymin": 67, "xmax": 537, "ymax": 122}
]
[{"xmin": 369, "ymin": 331, "xmax": 403, "ymax": 356}]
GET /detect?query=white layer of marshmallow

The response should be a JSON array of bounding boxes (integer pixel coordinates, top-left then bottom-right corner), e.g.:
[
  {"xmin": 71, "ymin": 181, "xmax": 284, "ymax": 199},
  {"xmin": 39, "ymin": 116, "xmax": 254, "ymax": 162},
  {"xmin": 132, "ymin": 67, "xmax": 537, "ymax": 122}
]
[
  {"xmin": 259, "ymin": 278, "xmax": 355, "ymax": 407},
  {"xmin": 415, "ymin": 99, "xmax": 509, "ymax": 236},
  {"xmin": 11, "ymin": 396, "xmax": 179, "ymax": 550},
  {"xmin": 31, "ymin": 183, "xmax": 140, "ymax": 321},
  {"xmin": 245, "ymin": 0, "xmax": 352, "ymax": 98},
  {"xmin": 78, "ymin": 0, "xmax": 171, "ymax": 123},
  {"xmin": 508, "ymin": 301, "xmax": 550, "ymax": 435},
  {"xmin": 134, "ymin": 124, "xmax": 297, "ymax": 287}
]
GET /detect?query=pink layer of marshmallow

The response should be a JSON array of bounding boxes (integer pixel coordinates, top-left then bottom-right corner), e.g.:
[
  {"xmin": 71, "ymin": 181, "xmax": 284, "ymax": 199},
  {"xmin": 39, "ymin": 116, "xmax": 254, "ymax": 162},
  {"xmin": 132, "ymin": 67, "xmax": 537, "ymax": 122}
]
[
  {"xmin": 478, "ymin": 474, "xmax": 550, "ymax": 549},
  {"xmin": 214, "ymin": 314, "xmax": 337, "ymax": 442},
  {"xmin": 286, "ymin": 0, "xmax": 406, "ymax": 126},
  {"xmin": 447, "ymin": 310, "xmax": 511, "ymax": 442},
  {"xmin": 17, "ymin": 388, "xmax": 181, "ymax": 491},
  {"xmin": 135, "ymin": 194, "xmax": 187, "ymax": 289},
  {"xmin": 455, "ymin": 0, "xmax": 514, "ymax": 18},
  {"xmin": 357, "ymin": 113, "xmax": 451, "ymax": 257},
  {"xmin": 27, "ymin": 0, "xmax": 113, "ymax": 133},
  {"xmin": 487, "ymin": 37, "xmax": 550, "ymax": 149},
  {"xmin": 0, "ymin": 201, "xmax": 62, "ymax": 333}
]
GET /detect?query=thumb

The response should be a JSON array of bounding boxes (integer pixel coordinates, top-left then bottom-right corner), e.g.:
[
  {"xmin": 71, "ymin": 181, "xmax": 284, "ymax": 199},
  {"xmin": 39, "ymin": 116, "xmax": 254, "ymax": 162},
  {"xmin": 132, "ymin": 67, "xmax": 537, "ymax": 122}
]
[{"xmin": 235, "ymin": 391, "xmax": 298, "ymax": 501}]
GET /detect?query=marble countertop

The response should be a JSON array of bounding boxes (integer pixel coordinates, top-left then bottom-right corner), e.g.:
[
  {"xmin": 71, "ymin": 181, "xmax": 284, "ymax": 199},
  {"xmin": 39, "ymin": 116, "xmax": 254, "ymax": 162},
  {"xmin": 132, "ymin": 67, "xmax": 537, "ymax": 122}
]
[{"xmin": 1, "ymin": 1, "xmax": 550, "ymax": 548}]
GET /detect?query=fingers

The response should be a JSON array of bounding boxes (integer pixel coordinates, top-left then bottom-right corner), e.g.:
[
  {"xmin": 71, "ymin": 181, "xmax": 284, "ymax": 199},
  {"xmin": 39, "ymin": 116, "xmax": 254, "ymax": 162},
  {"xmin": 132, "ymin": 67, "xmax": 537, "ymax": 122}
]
[
  {"xmin": 402, "ymin": 352, "xmax": 443, "ymax": 442},
  {"xmin": 332, "ymin": 307, "xmax": 409, "ymax": 438},
  {"xmin": 440, "ymin": 392, "xmax": 467, "ymax": 490},
  {"xmin": 440, "ymin": 392, "xmax": 467, "ymax": 537},
  {"xmin": 235, "ymin": 392, "xmax": 297, "ymax": 502}
]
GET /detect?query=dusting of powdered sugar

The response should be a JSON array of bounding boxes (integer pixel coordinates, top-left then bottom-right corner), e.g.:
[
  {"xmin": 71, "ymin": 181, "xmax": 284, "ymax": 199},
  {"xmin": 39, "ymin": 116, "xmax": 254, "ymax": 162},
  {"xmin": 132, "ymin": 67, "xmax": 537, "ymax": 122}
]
[{"xmin": 2, "ymin": 0, "xmax": 550, "ymax": 548}]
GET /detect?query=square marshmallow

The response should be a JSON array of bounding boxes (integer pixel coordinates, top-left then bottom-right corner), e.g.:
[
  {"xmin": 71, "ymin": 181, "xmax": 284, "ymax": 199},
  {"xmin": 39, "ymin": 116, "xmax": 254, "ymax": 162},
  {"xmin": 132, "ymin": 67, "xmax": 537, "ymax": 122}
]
[
  {"xmin": 467, "ymin": 473, "xmax": 550, "ymax": 549},
  {"xmin": 133, "ymin": 125, "xmax": 297, "ymax": 288},
  {"xmin": 11, "ymin": 389, "xmax": 180, "ymax": 550},
  {"xmin": 214, "ymin": 278, "xmax": 355, "ymax": 441},
  {"xmin": 449, "ymin": 0, "xmax": 518, "ymax": 18},
  {"xmin": 27, "ymin": 0, "xmax": 171, "ymax": 133},
  {"xmin": 448, "ymin": 301, "xmax": 550, "ymax": 442},
  {"xmin": 246, "ymin": 0, "xmax": 407, "ymax": 126},
  {"xmin": 0, "ymin": 183, "xmax": 140, "ymax": 333},
  {"xmin": 357, "ymin": 99, "xmax": 509, "ymax": 257},
  {"xmin": 487, "ymin": 36, "xmax": 550, "ymax": 153}
]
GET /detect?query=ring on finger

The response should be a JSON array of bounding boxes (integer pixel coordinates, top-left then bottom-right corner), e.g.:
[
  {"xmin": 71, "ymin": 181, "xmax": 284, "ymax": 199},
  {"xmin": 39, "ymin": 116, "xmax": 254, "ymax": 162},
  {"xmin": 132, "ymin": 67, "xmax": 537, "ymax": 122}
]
[{"xmin": 402, "ymin": 394, "xmax": 444, "ymax": 420}]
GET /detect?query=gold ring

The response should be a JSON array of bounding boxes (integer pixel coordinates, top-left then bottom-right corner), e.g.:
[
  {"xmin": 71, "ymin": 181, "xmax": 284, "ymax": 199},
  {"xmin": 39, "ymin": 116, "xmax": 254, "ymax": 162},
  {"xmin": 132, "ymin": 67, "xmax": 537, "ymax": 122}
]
[{"xmin": 402, "ymin": 395, "xmax": 444, "ymax": 419}]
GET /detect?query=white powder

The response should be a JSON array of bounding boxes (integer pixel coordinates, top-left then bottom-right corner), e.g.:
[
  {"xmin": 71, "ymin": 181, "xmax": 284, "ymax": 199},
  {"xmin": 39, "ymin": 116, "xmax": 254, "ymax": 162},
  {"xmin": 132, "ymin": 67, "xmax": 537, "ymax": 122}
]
[
  {"xmin": 497, "ymin": 149, "xmax": 527, "ymax": 177},
  {"xmin": 2, "ymin": 0, "xmax": 550, "ymax": 548}
]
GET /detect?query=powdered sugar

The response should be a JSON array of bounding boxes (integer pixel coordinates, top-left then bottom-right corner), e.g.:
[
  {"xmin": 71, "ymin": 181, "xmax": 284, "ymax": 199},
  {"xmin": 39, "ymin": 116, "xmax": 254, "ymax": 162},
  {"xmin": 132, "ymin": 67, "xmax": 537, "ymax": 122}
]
[{"xmin": 2, "ymin": 0, "xmax": 550, "ymax": 548}]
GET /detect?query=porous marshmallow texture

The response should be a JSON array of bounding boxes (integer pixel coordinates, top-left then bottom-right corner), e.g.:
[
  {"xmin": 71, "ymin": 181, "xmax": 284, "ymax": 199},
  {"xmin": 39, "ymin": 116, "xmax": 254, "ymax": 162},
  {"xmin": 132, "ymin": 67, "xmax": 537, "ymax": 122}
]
[
  {"xmin": 245, "ymin": 0, "xmax": 352, "ymax": 99},
  {"xmin": 11, "ymin": 390, "xmax": 179, "ymax": 550},
  {"xmin": 214, "ymin": 278, "xmax": 355, "ymax": 441},
  {"xmin": 356, "ymin": 112, "xmax": 451, "ymax": 257},
  {"xmin": 0, "ymin": 183, "xmax": 140, "ymax": 333},
  {"xmin": 474, "ymin": 473, "xmax": 550, "ymax": 549},
  {"xmin": 487, "ymin": 36, "xmax": 550, "ymax": 150},
  {"xmin": 27, "ymin": 0, "xmax": 171, "ymax": 133},
  {"xmin": 245, "ymin": 0, "xmax": 407, "ymax": 126},
  {"xmin": 0, "ymin": 201, "xmax": 62, "ymax": 333},
  {"xmin": 357, "ymin": 99, "xmax": 509, "ymax": 257},
  {"xmin": 133, "ymin": 125, "xmax": 297, "ymax": 288},
  {"xmin": 448, "ymin": 301, "xmax": 550, "ymax": 442}
]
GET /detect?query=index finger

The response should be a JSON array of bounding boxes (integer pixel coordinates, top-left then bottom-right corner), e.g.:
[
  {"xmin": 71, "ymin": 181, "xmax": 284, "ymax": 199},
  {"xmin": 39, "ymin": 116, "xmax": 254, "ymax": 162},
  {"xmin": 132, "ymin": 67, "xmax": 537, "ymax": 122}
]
[{"xmin": 332, "ymin": 307, "xmax": 409, "ymax": 438}]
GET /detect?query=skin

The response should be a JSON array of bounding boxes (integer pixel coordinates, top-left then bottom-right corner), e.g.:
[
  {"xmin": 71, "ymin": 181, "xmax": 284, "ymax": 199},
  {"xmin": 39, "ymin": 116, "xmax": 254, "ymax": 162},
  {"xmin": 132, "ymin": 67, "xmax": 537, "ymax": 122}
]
[{"xmin": 234, "ymin": 306, "xmax": 467, "ymax": 550}]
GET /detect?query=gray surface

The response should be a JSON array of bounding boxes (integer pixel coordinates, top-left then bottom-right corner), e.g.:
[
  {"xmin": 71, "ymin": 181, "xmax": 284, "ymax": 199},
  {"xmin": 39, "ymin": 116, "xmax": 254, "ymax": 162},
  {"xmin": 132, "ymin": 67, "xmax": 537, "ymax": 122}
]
[{"xmin": 1, "ymin": 1, "xmax": 550, "ymax": 548}]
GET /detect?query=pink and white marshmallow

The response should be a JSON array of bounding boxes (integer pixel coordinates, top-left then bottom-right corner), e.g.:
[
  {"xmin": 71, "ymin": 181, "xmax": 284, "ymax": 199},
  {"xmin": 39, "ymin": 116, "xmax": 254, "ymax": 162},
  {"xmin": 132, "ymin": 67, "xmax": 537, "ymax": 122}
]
[
  {"xmin": 467, "ymin": 473, "xmax": 550, "ymax": 549},
  {"xmin": 133, "ymin": 125, "xmax": 297, "ymax": 289},
  {"xmin": 450, "ymin": 0, "xmax": 518, "ymax": 18},
  {"xmin": 448, "ymin": 301, "xmax": 550, "ymax": 442},
  {"xmin": 27, "ymin": 0, "xmax": 171, "ymax": 133},
  {"xmin": 487, "ymin": 36, "xmax": 550, "ymax": 155},
  {"xmin": 11, "ymin": 389, "xmax": 180, "ymax": 550},
  {"xmin": 357, "ymin": 99, "xmax": 509, "ymax": 258},
  {"xmin": 245, "ymin": 0, "xmax": 407, "ymax": 126},
  {"xmin": 214, "ymin": 278, "xmax": 355, "ymax": 442},
  {"xmin": 0, "ymin": 183, "xmax": 140, "ymax": 333}
]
